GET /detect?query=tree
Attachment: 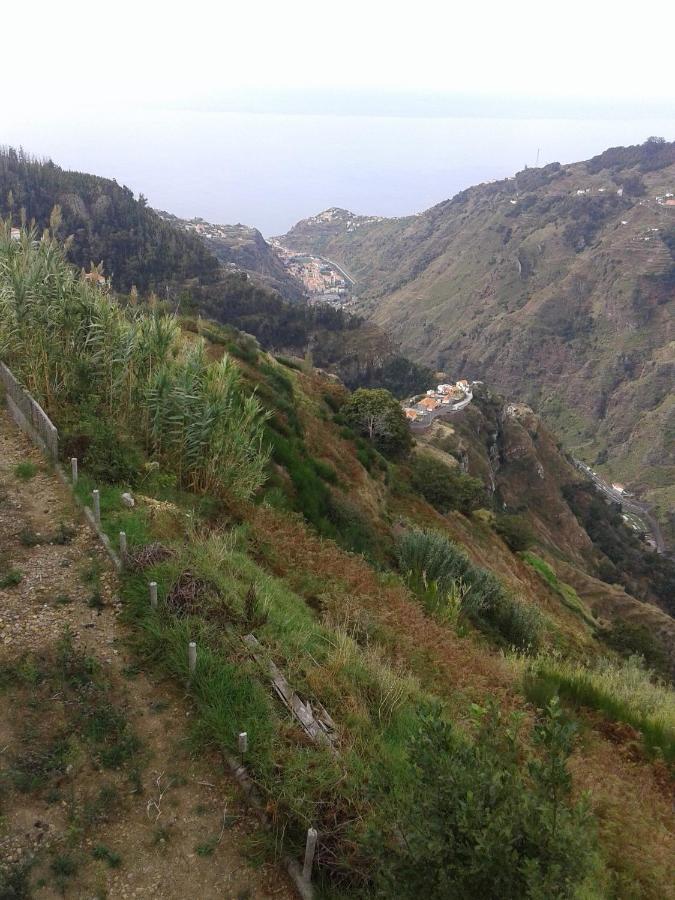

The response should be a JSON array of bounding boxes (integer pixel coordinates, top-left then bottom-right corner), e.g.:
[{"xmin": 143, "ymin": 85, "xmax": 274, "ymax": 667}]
[
  {"xmin": 411, "ymin": 452, "xmax": 486, "ymax": 515},
  {"xmin": 341, "ymin": 388, "xmax": 412, "ymax": 458}
]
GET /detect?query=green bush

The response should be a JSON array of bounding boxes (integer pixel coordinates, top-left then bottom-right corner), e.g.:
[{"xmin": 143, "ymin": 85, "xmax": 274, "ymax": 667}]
[
  {"xmin": 341, "ymin": 388, "xmax": 412, "ymax": 458},
  {"xmin": 13, "ymin": 461, "xmax": 38, "ymax": 481},
  {"xmin": 62, "ymin": 419, "xmax": 143, "ymax": 486},
  {"xmin": 598, "ymin": 620, "xmax": 670, "ymax": 679},
  {"xmin": 495, "ymin": 513, "xmax": 535, "ymax": 551},
  {"xmin": 311, "ymin": 458, "xmax": 338, "ymax": 484},
  {"xmin": 411, "ymin": 453, "xmax": 486, "ymax": 515},
  {"xmin": 274, "ymin": 355, "xmax": 303, "ymax": 371},
  {"xmin": 398, "ymin": 529, "xmax": 541, "ymax": 650},
  {"xmin": 372, "ymin": 700, "xmax": 594, "ymax": 899}
]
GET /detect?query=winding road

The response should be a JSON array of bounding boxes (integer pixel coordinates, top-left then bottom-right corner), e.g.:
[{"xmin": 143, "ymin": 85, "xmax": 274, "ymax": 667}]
[{"xmin": 573, "ymin": 459, "xmax": 670, "ymax": 557}]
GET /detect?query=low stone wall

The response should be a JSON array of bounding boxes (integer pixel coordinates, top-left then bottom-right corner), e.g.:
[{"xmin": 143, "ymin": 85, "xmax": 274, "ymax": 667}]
[{"xmin": 0, "ymin": 363, "xmax": 58, "ymax": 460}]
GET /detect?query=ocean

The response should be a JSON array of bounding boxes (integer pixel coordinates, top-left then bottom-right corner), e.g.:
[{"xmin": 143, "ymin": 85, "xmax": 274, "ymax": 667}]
[{"xmin": 4, "ymin": 105, "xmax": 674, "ymax": 235}]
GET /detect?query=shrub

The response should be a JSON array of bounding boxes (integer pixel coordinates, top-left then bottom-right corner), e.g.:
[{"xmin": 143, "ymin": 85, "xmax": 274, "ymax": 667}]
[
  {"xmin": 274, "ymin": 355, "xmax": 303, "ymax": 371},
  {"xmin": 372, "ymin": 700, "xmax": 594, "ymax": 898},
  {"xmin": 0, "ymin": 569, "xmax": 23, "ymax": 588},
  {"xmin": 598, "ymin": 620, "xmax": 670, "ymax": 677},
  {"xmin": 495, "ymin": 513, "xmax": 535, "ymax": 551},
  {"xmin": 398, "ymin": 529, "xmax": 541, "ymax": 650},
  {"xmin": 311, "ymin": 458, "xmax": 338, "ymax": 484},
  {"xmin": 411, "ymin": 453, "xmax": 486, "ymax": 515},
  {"xmin": 62, "ymin": 419, "xmax": 143, "ymax": 485}
]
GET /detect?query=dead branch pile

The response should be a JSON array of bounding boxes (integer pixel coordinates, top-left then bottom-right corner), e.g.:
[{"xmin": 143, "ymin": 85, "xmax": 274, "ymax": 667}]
[
  {"xmin": 165, "ymin": 570, "xmax": 217, "ymax": 618},
  {"xmin": 125, "ymin": 542, "xmax": 174, "ymax": 571}
]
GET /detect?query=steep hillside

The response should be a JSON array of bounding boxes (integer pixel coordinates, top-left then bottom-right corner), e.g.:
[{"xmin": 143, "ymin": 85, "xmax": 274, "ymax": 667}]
[
  {"xmin": 0, "ymin": 146, "xmax": 220, "ymax": 291},
  {"xmin": 157, "ymin": 210, "xmax": 306, "ymax": 301},
  {"xmin": 189, "ymin": 280, "xmax": 435, "ymax": 397},
  {"xmin": 3, "ymin": 204, "xmax": 675, "ymax": 899},
  {"xmin": 280, "ymin": 139, "xmax": 675, "ymax": 545}
]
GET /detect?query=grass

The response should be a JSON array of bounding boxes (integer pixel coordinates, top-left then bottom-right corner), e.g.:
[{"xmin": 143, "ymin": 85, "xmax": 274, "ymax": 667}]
[
  {"xmin": 519, "ymin": 652, "xmax": 675, "ymax": 762},
  {"xmin": 14, "ymin": 461, "xmax": 38, "ymax": 480},
  {"xmin": 92, "ymin": 844, "xmax": 122, "ymax": 868},
  {"xmin": 19, "ymin": 526, "xmax": 43, "ymax": 547},
  {"xmin": 87, "ymin": 590, "xmax": 105, "ymax": 611},
  {"xmin": 0, "ymin": 633, "xmax": 141, "ymax": 791},
  {"xmin": 0, "ymin": 569, "xmax": 23, "ymax": 588},
  {"xmin": 195, "ymin": 838, "xmax": 218, "ymax": 857},
  {"xmin": 115, "ymin": 526, "xmax": 435, "ymax": 882},
  {"xmin": 521, "ymin": 551, "xmax": 597, "ymax": 628}
]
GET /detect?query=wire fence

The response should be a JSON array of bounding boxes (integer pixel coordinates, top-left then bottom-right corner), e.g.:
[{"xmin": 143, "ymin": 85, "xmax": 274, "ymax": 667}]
[{"xmin": 0, "ymin": 362, "xmax": 58, "ymax": 460}]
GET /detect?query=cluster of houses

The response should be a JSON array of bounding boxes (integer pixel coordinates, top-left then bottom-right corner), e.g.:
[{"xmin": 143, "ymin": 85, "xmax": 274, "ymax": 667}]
[{"xmin": 403, "ymin": 380, "xmax": 475, "ymax": 423}]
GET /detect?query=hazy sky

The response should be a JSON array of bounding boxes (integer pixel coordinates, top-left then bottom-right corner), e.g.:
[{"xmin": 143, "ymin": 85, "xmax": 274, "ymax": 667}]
[
  {"xmin": 5, "ymin": 0, "xmax": 674, "ymax": 114},
  {"xmin": 3, "ymin": 2, "xmax": 674, "ymax": 233}
]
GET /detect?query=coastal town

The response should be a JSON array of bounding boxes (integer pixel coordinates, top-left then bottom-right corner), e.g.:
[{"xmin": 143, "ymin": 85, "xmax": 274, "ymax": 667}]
[
  {"xmin": 403, "ymin": 379, "xmax": 477, "ymax": 428},
  {"xmin": 270, "ymin": 241, "xmax": 355, "ymax": 306}
]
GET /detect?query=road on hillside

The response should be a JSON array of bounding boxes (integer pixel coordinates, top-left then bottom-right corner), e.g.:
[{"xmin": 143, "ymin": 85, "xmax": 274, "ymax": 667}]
[
  {"xmin": 320, "ymin": 256, "xmax": 356, "ymax": 287},
  {"xmin": 573, "ymin": 459, "xmax": 670, "ymax": 557},
  {"xmin": 409, "ymin": 391, "xmax": 473, "ymax": 432}
]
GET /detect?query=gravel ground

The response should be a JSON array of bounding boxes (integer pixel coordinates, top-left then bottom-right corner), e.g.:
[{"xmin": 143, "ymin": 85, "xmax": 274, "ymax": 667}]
[{"xmin": 0, "ymin": 408, "xmax": 296, "ymax": 900}]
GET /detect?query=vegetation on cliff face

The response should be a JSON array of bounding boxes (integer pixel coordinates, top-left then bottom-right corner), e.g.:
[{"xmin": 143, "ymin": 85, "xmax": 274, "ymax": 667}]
[
  {"xmin": 0, "ymin": 227, "xmax": 268, "ymax": 500},
  {"xmin": 280, "ymin": 139, "xmax": 675, "ymax": 544},
  {"xmin": 1, "ymin": 229, "xmax": 674, "ymax": 898},
  {"xmin": 156, "ymin": 209, "xmax": 306, "ymax": 301},
  {"xmin": 190, "ymin": 278, "xmax": 434, "ymax": 397}
]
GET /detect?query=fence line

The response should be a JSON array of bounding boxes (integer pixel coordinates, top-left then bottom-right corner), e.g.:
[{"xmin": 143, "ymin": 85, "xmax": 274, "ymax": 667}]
[{"xmin": 0, "ymin": 362, "xmax": 58, "ymax": 460}]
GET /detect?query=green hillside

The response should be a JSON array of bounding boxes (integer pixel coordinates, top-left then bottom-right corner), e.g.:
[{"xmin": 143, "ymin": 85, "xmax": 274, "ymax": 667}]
[
  {"xmin": 280, "ymin": 139, "xmax": 675, "ymax": 545},
  {"xmin": 156, "ymin": 210, "xmax": 306, "ymax": 301},
  {"xmin": 1, "ymin": 227, "xmax": 674, "ymax": 898},
  {"xmin": 0, "ymin": 146, "xmax": 220, "ymax": 291}
]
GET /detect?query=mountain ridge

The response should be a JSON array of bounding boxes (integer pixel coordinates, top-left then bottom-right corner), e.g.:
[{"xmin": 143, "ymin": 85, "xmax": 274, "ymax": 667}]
[{"xmin": 279, "ymin": 139, "xmax": 675, "ymax": 547}]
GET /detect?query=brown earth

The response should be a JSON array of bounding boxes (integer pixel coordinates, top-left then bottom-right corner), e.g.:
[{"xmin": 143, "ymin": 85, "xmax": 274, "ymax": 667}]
[{"xmin": 0, "ymin": 408, "xmax": 294, "ymax": 900}]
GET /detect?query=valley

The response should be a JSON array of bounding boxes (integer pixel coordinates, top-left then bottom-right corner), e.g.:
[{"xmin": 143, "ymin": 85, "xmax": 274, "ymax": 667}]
[
  {"xmin": 1, "ymin": 210, "xmax": 674, "ymax": 899},
  {"xmin": 279, "ymin": 139, "xmax": 675, "ymax": 549}
]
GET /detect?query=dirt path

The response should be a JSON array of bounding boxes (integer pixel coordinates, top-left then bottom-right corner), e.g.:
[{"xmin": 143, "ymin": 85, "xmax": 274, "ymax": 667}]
[{"xmin": 0, "ymin": 407, "xmax": 295, "ymax": 900}]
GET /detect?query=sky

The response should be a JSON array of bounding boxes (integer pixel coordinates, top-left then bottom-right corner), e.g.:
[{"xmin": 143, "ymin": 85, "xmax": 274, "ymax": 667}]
[
  {"xmin": 5, "ymin": 0, "xmax": 674, "ymax": 114},
  {"xmin": 2, "ymin": 1, "xmax": 674, "ymax": 233}
]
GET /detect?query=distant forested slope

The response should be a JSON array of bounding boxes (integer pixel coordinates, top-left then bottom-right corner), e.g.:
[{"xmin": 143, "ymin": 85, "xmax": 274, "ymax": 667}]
[{"xmin": 0, "ymin": 147, "xmax": 220, "ymax": 291}]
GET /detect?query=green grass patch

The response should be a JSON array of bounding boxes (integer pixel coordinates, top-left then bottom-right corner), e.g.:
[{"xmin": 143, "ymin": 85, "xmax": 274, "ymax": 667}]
[
  {"xmin": 399, "ymin": 529, "xmax": 542, "ymax": 651},
  {"xmin": 0, "ymin": 569, "xmax": 23, "ymax": 588},
  {"xmin": 92, "ymin": 844, "xmax": 122, "ymax": 868},
  {"xmin": 14, "ymin": 461, "xmax": 38, "ymax": 480},
  {"xmin": 522, "ymin": 552, "xmax": 597, "ymax": 628},
  {"xmin": 522, "ymin": 654, "xmax": 675, "ymax": 763}
]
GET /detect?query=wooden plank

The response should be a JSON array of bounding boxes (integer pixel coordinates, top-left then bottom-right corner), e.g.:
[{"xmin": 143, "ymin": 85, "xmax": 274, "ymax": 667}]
[{"xmin": 243, "ymin": 634, "xmax": 338, "ymax": 753}]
